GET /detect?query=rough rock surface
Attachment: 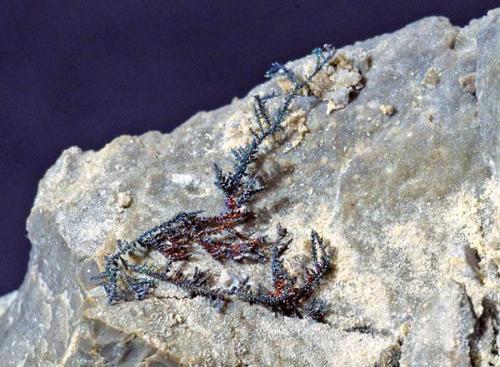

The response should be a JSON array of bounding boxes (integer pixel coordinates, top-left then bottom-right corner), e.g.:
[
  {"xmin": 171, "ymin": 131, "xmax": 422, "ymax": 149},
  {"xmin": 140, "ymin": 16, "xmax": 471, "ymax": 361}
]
[
  {"xmin": 400, "ymin": 282, "xmax": 477, "ymax": 367},
  {"xmin": 0, "ymin": 10, "xmax": 499, "ymax": 367}
]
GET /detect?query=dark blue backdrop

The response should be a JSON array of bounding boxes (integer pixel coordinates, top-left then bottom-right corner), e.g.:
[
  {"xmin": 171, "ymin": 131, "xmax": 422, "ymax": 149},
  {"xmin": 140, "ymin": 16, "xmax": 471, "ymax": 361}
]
[{"xmin": 0, "ymin": 1, "xmax": 497, "ymax": 295}]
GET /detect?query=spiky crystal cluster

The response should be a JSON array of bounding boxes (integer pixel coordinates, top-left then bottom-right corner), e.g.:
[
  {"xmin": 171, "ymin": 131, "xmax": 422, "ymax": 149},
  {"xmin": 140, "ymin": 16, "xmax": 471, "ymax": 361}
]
[{"xmin": 95, "ymin": 45, "xmax": 336, "ymax": 321}]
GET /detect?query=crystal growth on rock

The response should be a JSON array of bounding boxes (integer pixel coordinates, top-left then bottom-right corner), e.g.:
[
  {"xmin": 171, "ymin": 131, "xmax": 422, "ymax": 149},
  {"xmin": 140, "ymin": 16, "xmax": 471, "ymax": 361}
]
[{"xmin": 95, "ymin": 45, "xmax": 336, "ymax": 320}]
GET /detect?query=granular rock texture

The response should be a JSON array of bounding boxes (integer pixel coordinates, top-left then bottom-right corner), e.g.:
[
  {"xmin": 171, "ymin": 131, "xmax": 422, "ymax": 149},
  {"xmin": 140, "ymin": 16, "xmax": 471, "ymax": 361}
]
[{"xmin": 0, "ymin": 10, "xmax": 498, "ymax": 367}]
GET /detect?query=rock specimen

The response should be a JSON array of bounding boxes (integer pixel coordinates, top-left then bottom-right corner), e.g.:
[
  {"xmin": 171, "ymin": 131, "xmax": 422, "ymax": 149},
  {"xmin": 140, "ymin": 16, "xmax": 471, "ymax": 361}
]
[{"xmin": 0, "ymin": 9, "xmax": 498, "ymax": 367}]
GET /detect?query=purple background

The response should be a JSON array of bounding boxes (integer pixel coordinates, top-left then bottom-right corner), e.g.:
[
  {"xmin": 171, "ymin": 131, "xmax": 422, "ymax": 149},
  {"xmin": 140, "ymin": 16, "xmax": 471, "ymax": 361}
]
[{"xmin": 0, "ymin": 1, "xmax": 497, "ymax": 296}]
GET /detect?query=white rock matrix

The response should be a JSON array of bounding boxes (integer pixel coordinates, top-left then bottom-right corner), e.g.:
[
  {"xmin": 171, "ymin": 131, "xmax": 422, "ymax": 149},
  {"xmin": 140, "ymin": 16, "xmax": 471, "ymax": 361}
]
[{"xmin": 0, "ymin": 9, "xmax": 498, "ymax": 367}]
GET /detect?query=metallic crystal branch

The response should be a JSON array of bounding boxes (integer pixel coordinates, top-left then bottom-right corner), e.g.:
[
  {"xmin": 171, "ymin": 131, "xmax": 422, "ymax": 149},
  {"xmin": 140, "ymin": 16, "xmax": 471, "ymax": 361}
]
[{"xmin": 95, "ymin": 45, "xmax": 335, "ymax": 320}]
